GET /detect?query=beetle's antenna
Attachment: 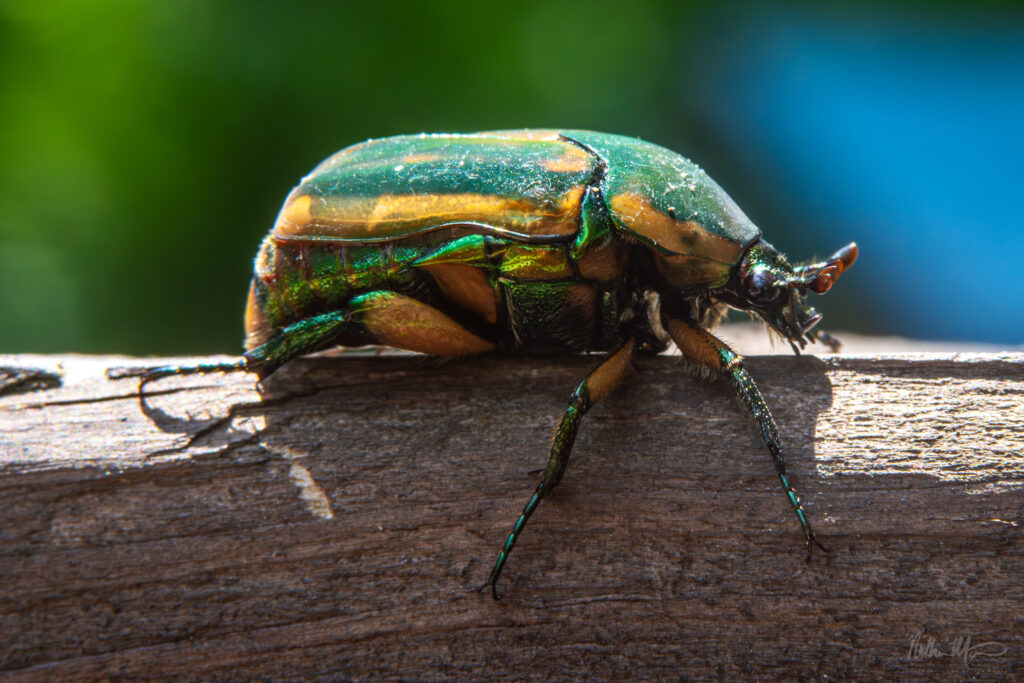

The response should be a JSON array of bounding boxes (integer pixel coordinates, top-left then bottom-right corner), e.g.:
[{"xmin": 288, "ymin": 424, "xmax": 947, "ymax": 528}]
[
  {"xmin": 107, "ymin": 358, "xmax": 249, "ymax": 396},
  {"xmin": 791, "ymin": 243, "xmax": 859, "ymax": 294}
]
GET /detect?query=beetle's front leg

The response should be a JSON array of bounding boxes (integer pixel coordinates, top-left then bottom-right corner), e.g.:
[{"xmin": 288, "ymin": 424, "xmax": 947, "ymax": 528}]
[
  {"xmin": 486, "ymin": 336, "xmax": 636, "ymax": 599},
  {"xmin": 665, "ymin": 319, "xmax": 827, "ymax": 559}
]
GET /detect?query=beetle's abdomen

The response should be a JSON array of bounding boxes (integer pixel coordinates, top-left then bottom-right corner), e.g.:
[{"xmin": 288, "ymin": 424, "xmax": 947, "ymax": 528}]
[
  {"xmin": 245, "ymin": 230, "xmax": 629, "ymax": 353},
  {"xmin": 245, "ymin": 235, "xmax": 434, "ymax": 349}
]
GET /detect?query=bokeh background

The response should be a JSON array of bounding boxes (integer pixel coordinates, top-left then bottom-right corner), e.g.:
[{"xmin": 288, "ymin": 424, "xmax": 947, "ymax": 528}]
[{"xmin": 1, "ymin": 0, "xmax": 1022, "ymax": 354}]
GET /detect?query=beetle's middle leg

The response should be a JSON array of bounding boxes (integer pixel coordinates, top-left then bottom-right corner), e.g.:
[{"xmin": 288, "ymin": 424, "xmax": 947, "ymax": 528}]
[
  {"xmin": 486, "ymin": 335, "xmax": 636, "ymax": 599},
  {"xmin": 665, "ymin": 318, "xmax": 827, "ymax": 559}
]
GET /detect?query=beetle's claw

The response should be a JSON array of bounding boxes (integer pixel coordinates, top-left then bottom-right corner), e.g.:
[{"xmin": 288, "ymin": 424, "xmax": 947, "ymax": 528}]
[
  {"xmin": 805, "ymin": 535, "xmax": 830, "ymax": 562},
  {"xmin": 105, "ymin": 366, "xmax": 148, "ymax": 380},
  {"xmin": 472, "ymin": 577, "xmax": 502, "ymax": 600},
  {"xmin": 812, "ymin": 330, "xmax": 843, "ymax": 353},
  {"xmin": 480, "ymin": 580, "xmax": 501, "ymax": 601}
]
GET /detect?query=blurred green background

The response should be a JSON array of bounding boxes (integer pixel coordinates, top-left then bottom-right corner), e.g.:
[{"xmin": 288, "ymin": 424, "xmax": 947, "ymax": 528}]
[{"xmin": 2, "ymin": 0, "xmax": 1022, "ymax": 354}]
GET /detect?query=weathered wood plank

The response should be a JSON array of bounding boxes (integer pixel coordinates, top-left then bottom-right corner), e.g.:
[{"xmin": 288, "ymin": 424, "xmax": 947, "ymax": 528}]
[{"xmin": 1, "ymin": 349, "xmax": 1022, "ymax": 680}]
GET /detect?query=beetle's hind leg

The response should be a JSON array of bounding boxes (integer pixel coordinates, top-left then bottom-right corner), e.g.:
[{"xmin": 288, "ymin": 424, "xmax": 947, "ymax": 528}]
[
  {"xmin": 251, "ymin": 291, "xmax": 496, "ymax": 372},
  {"xmin": 248, "ymin": 291, "xmax": 497, "ymax": 375},
  {"xmin": 666, "ymin": 318, "xmax": 828, "ymax": 559},
  {"xmin": 108, "ymin": 308, "xmax": 355, "ymax": 394},
  {"xmin": 485, "ymin": 336, "xmax": 635, "ymax": 599},
  {"xmin": 115, "ymin": 290, "xmax": 498, "ymax": 392}
]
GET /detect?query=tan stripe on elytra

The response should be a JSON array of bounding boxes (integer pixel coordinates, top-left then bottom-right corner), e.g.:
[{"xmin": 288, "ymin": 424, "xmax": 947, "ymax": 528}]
[
  {"xmin": 401, "ymin": 152, "xmax": 442, "ymax": 164},
  {"xmin": 277, "ymin": 193, "xmax": 313, "ymax": 234},
  {"xmin": 542, "ymin": 146, "xmax": 594, "ymax": 174},
  {"xmin": 610, "ymin": 193, "xmax": 741, "ymax": 263},
  {"xmin": 368, "ymin": 193, "xmax": 541, "ymax": 224},
  {"xmin": 275, "ymin": 190, "xmax": 586, "ymax": 239}
]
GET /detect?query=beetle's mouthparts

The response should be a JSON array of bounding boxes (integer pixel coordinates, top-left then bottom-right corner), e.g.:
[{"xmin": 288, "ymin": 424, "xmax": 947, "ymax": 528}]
[
  {"xmin": 779, "ymin": 290, "xmax": 824, "ymax": 352},
  {"xmin": 791, "ymin": 242, "xmax": 858, "ymax": 294},
  {"xmin": 800, "ymin": 308, "xmax": 822, "ymax": 332}
]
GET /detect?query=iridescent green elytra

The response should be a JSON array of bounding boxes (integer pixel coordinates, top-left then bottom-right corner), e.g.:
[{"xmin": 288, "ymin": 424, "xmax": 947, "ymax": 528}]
[{"xmin": 125, "ymin": 130, "xmax": 858, "ymax": 598}]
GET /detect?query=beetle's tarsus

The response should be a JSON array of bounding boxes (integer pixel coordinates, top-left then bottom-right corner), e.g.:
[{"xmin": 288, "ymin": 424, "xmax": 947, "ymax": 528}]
[{"xmin": 108, "ymin": 359, "xmax": 249, "ymax": 398}]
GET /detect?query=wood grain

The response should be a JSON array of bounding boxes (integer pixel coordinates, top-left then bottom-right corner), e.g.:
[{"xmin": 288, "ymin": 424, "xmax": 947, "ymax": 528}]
[{"xmin": 1, "ymin": 351, "xmax": 1022, "ymax": 680}]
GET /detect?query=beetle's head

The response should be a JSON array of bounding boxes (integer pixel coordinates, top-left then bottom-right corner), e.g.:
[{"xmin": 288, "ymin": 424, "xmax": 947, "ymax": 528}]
[{"xmin": 720, "ymin": 240, "xmax": 858, "ymax": 351}]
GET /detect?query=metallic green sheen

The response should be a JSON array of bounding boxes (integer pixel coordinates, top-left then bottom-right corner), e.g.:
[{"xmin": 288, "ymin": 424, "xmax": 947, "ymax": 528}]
[
  {"xmin": 561, "ymin": 130, "xmax": 761, "ymax": 251},
  {"xmin": 411, "ymin": 235, "xmax": 489, "ymax": 267},
  {"xmin": 251, "ymin": 130, "xmax": 772, "ymax": 352},
  {"xmin": 571, "ymin": 185, "xmax": 617, "ymax": 262},
  {"xmin": 300, "ymin": 133, "xmax": 596, "ymax": 208}
]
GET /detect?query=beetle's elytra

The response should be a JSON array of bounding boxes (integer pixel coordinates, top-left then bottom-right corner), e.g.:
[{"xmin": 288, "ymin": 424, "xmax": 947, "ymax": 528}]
[{"xmin": 127, "ymin": 130, "xmax": 857, "ymax": 598}]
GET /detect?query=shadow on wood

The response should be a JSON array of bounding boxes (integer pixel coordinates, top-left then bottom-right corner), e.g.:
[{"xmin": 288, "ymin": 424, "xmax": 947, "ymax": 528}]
[{"xmin": 1, "ymin": 352, "xmax": 1021, "ymax": 679}]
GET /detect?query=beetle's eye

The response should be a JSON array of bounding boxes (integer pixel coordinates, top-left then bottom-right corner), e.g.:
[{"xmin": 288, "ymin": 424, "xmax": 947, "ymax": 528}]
[{"xmin": 748, "ymin": 270, "xmax": 780, "ymax": 302}]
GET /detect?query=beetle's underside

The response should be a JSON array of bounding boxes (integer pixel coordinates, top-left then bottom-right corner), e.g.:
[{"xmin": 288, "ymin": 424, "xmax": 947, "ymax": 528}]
[{"xmin": 121, "ymin": 130, "xmax": 857, "ymax": 598}]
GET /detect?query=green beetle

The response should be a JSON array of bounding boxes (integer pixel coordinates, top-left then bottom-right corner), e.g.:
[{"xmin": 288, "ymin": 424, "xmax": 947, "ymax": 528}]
[{"xmin": 126, "ymin": 130, "xmax": 857, "ymax": 598}]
